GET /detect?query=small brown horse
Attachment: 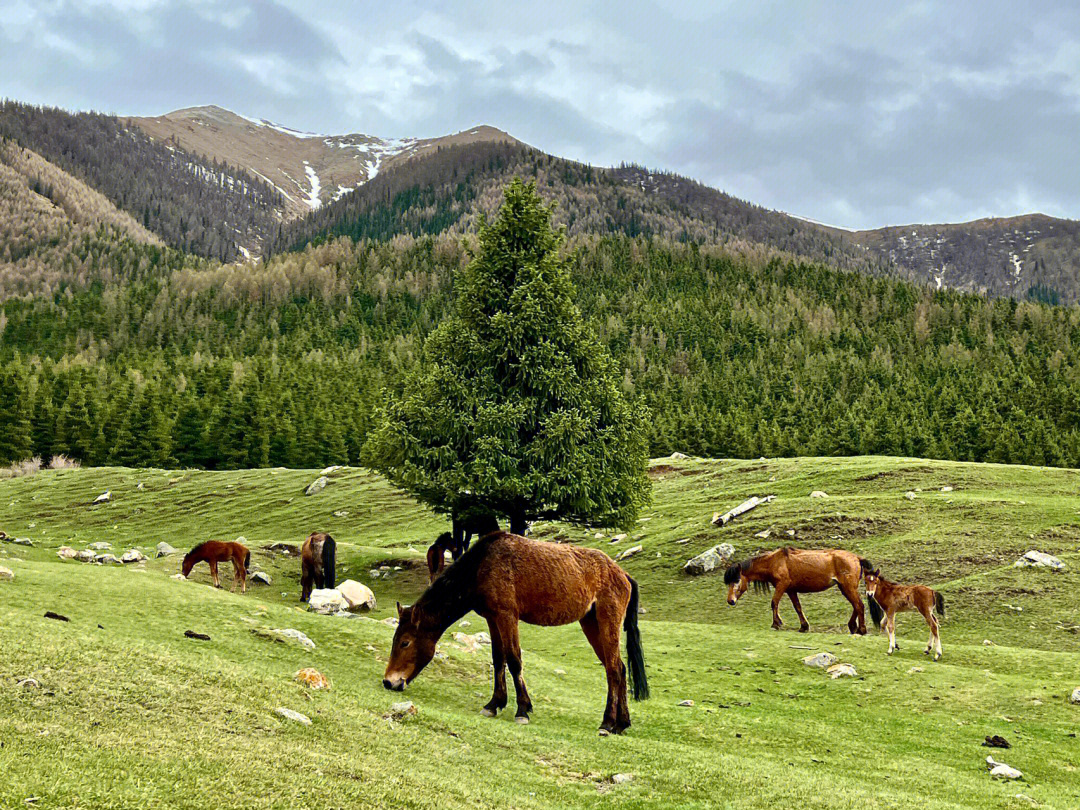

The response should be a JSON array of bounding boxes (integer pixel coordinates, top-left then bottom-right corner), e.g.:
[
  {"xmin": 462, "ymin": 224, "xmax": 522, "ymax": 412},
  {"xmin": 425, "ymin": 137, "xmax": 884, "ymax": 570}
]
[
  {"xmin": 182, "ymin": 540, "xmax": 250, "ymax": 593},
  {"xmin": 864, "ymin": 569, "xmax": 945, "ymax": 660},
  {"xmin": 300, "ymin": 532, "xmax": 336, "ymax": 602},
  {"xmin": 426, "ymin": 513, "xmax": 502, "ymax": 583},
  {"xmin": 724, "ymin": 547, "xmax": 871, "ymax": 634},
  {"xmin": 384, "ymin": 531, "xmax": 649, "ymax": 735}
]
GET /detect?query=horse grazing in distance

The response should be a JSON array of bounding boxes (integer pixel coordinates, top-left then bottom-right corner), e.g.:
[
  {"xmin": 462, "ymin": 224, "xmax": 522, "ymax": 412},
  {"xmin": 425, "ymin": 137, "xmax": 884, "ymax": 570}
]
[
  {"xmin": 724, "ymin": 547, "xmax": 871, "ymax": 634},
  {"xmin": 384, "ymin": 531, "xmax": 649, "ymax": 736},
  {"xmin": 864, "ymin": 569, "xmax": 945, "ymax": 660},
  {"xmin": 300, "ymin": 532, "xmax": 337, "ymax": 602},
  {"xmin": 427, "ymin": 513, "xmax": 502, "ymax": 583},
  {"xmin": 182, "ymin": 540, "xmax": 250, "ymax": 593}
]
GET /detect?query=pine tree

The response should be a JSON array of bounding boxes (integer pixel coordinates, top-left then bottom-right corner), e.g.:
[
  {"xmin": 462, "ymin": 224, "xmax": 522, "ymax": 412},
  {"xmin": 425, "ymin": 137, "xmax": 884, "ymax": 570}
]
[
  {"xmin": 364, "ymin": 179, "xmax": 651, "ymax": 532},
  {"xmin": 0, "ymin": 365, "xmax": 33, "ymax": 464}
]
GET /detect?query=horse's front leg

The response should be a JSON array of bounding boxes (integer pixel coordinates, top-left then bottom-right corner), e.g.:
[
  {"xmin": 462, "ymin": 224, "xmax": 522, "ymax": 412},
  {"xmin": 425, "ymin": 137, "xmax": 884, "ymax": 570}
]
[
  {"xmin": 498, "ymin": 617, "xmax": 533, "ymax": 723},
  {"xmin": 481, "ymin": 618, "xmax": 507, "ymax": 718},
  {"xmin": 770, "ymin": 582, "xmax": 787, "ymax": 629},
  {"xmin": 886, "ymin": 615, "xmax": 897, "ymax": 654}
]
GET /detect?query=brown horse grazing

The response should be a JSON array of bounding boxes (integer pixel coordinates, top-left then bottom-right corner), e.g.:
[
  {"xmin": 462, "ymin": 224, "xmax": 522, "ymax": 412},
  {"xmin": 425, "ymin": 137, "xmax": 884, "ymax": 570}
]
[
  {"xmin": 864, "ymin": 569, "xmax": 944, "ymax": 660},
  {"xmin": 426, "ymin": 532, "xmax": 457, "ymax": 583},
  {"xmin": 300, "ymin": 532, "xmax": 336, "ymax": 602},
  {"xmin": 427, "ymin": 514, "xmax": 503, "ymax": 583},
  {"xmin": 724, "ymin": 547, "xmax": 871, "ymax": 634},
  {"xmin": 182, "ymin": 541, "xmax": 250, "ymax": 593},
  {"xmin": 384, "ymin": 531, "xmax": 649, "ymax": 735}
]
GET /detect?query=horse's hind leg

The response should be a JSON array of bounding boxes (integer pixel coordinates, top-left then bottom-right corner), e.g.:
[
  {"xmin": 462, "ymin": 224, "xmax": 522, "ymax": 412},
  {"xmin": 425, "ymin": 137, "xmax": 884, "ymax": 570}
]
[
  {"xmin": 839, "ymin": 579, "xmax": 866, "ymax": 635},
  {"xmin": 580, "ymin": 608, "xmax": 626, "ymax": 735},
  {"xmin": 481, "ymin": 618, "xmax": 508, "ymax": 718},
  {"xmin": 788, "ymin": 592, "xmax": 810, "ymax": 632}
]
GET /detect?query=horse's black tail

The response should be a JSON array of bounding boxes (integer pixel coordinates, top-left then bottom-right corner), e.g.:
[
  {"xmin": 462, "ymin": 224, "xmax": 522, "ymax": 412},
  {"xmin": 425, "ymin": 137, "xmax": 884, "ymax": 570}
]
[
  {"xmin": 934, "ymin": 591, "xmax": 945, "ymax": 618},
  {"xmin": 624, "ymin": 576, "xmax": 649, "ymax": 701},
  {"xmin": 867, "ymin": 595, "xmax": 883, "ymax": 628},
  {"xmin": 244, "ymin": 550, "xmax": 250, "ymax": 570},
  {"xmin": 322, "ymin": 535, "xmax": 336, "ymax": 589}
]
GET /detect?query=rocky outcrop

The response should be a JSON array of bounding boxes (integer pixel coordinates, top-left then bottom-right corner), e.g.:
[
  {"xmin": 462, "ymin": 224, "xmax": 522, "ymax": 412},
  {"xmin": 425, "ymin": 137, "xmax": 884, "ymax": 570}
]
[{"xmin": 683, "ymin": 543, "xmax": 735, "ymax": 575}]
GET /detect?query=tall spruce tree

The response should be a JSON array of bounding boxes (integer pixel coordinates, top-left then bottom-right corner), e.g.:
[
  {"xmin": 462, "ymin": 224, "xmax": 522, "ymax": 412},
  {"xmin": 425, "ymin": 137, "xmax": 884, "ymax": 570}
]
[
  {"xmin": 364, "ymin": 179, "xmax": 651, "ymax": 533},
  {"xmin": 0, "ymin": 365, "xmax": 33, "ymax": 464}
]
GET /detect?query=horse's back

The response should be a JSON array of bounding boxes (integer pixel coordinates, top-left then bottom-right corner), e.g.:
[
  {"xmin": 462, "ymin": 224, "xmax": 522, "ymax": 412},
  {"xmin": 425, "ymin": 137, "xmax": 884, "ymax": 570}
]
[
  {"xmin": 781, "ymin": 547, "xmax": 862, "ymax": 590},
  {"xmin": 479, "ymin": 533, "xmax": 629, "ymax": 626}
]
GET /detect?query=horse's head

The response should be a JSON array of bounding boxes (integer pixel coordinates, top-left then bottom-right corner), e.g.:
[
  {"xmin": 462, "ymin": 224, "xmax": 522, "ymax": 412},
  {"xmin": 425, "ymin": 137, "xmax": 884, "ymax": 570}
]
[
  {"xmin": 864, "ymin": 569, "xmax": 882, "ymax": 598},
  {"xmin": 724, "ymin": 563, "xmax": 747, "ymax": 605},
  {"xmin": 180, "ymin": 553, "xmax": 195, "ymax": 577},
  {"xmin": 383, "ymin": 602, "xmax": 438, "ymax": 691}
]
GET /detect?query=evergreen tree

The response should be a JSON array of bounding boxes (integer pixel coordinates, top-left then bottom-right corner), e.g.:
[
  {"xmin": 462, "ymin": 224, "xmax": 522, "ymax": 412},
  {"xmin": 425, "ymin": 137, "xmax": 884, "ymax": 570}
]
[
  {"xmin": 0, "ymin": 365, "xmax": 33, "ymax": 464},
  {"xmin": 364, "ymin": 180, "xmax": 651, "ymax": 532}
]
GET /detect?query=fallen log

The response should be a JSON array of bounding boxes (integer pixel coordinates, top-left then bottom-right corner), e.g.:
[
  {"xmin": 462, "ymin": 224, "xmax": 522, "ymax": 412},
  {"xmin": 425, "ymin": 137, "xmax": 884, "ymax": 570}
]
[{"xmin": 712, "ymin": 495, "xmax": 775, "ymax": 527}]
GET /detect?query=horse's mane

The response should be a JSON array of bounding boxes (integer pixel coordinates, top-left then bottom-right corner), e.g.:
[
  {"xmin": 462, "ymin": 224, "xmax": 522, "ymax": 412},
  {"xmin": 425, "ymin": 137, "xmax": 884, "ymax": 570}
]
[
  {"xmin": 723, "ymin": 552, "xmax": 775, "ymax": 591},
  {"xmin": 185, "ymin": 540, "xmax": 212, "ymax": 558},
  {"xmin": 415, "ymin": 531, "xmax": 503, "ymax": 630}
]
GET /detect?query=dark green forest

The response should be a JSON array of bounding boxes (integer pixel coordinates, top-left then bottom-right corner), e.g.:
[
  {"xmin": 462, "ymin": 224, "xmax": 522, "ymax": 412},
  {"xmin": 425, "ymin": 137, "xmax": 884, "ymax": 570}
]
[{"xmin": 2, "ymin": 229, "xmax": 1079, "ymax": 469}]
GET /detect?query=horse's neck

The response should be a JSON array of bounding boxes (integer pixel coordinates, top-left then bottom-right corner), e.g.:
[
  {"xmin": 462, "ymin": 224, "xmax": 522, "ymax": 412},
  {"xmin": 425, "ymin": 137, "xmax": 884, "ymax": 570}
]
[
  {"xmin": 416, "ymin": 578, "xmax": 475, "ymax": 635},
  {"xmin": 748, "ymin": 556, "xmax": 775, "ymax": 582}
]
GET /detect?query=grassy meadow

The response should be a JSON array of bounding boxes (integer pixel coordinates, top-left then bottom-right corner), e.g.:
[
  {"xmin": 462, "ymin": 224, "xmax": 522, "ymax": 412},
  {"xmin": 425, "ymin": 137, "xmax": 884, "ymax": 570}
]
[{"xmin": 1, "ymin": 456, "xmax": 1079, "ymax": 809}]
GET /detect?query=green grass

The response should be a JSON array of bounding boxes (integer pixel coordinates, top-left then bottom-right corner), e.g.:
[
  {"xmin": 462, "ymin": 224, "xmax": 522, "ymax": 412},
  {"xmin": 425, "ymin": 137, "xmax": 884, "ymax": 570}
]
[{"xmin": 2, "ymin": 457, "xmax": 1079, "ymax": 809}]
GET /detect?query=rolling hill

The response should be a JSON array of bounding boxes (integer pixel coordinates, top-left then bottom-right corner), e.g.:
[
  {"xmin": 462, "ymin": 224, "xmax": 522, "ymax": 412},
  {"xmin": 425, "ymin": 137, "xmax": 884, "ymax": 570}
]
[{"xmin": 1, "ymin": 456, "xmax": 1078, "ymax": 808}]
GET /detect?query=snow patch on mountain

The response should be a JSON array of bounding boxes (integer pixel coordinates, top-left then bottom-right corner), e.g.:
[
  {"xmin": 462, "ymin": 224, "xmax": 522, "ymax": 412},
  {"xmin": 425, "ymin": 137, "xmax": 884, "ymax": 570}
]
[{"xmin": 302, "ymin": 161, "xmax": 321, "ymax": 210}]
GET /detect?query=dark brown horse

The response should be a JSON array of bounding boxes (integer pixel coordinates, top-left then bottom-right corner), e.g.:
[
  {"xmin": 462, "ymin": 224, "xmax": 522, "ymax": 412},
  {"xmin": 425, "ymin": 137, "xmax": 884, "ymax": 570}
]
[
  {"xmin": 864, "ymin": 569, "xmax": 944, "ymax": 660},
  {"xmin": 724, "ymin": 547, "xmax": 871, "ymax": 634},
  {"xmin": 426, "ymin": 513, "xmax": 502, "ymax": 583},
  {"xmin": 182, "ymin": 540, "xmax": 250, "ymax": 593},
  {"xmin": 300, "ymin": 532, "xmax": 336, "ymax": 602},
  {"xmin": 384, "ymin": 531, "xmax": 649, "ymax": 735}
]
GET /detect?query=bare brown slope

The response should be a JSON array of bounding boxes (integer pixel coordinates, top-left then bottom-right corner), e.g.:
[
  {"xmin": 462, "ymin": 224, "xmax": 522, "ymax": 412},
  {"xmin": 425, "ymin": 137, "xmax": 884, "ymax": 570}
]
[{"xmin": 128, "ymin": 106, "xmax": 518, "ymax": 219}]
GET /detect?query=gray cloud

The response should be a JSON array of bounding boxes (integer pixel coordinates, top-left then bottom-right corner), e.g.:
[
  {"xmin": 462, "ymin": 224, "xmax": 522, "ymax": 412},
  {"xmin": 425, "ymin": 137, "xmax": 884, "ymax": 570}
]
[{"xmin": 3, "ymin": 0, "xmax": 1079, "ymax": 228}]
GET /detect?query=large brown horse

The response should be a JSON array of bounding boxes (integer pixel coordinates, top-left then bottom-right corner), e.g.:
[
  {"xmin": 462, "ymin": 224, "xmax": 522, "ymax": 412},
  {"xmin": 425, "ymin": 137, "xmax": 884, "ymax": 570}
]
[
  {"xmin": 300, "ymin": 532, "xmax": 336, "ymax": 602},
  {"xmin": 384, "ymin": 531, "xmax": 649, "ymax": 735},
  {"xmin": 864, "ymin": 569, "xmax": 944, "ymax": 660},
  {"xmin": 182, "ymin": 540, "xmax": 250, "ymax": 593},
  {"xmin": 724, "ymin": 547, "xmax": 871, "ymax": 634}
]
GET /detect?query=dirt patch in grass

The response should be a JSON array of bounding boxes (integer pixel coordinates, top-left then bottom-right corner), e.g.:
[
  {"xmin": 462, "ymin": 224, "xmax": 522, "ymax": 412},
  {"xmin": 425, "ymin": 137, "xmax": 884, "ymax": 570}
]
[
  {"xmin": 788, "ymin": 516, "xmax": 902, "ymax": 546},
  {"xmin": 855, "ymin": 466, "xmax": 935, "ymax": 483}
]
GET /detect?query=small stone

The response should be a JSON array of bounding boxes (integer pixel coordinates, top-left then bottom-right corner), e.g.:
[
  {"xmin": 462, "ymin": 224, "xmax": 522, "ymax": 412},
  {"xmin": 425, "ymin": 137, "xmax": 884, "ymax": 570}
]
[
  {"xmin": 321, "ymin": 465, "xmax": 343, "ymax": 476},
  {"xmin": 452, "ymin": 632, "xmax": 479, "ymax": 653},
  {"xmin": 941, "ymin": 486, "xmax": 954, "ymax": 492},
  {"xmin": 754, "ymin": 530, "xmax": 771, "ymax": 539},
  {"xmin": 0, "ymin": 566, "xmax": 13, "ymax": 581},
  {"xmin": 786, "ymin": 529, "xmax": 796, "ymax": 537},
  {"xmin": 87, "ymin": 542, "xmax": 112, "ymax": 551},
  {"xmin": 905, "ymin": 491, "xmax": 917, "ymax": 500},
  {"xmin": 907, "ymin": 666, "xmax": 924, "ymax": 674},
  {"xmin": 332, "ymin": 510, "xmax": 349, "ymax": 518},
  {"xmin": 594, "ymin": 532, "xmax": 605, "ymax": 540},
  {"xmin": 474, "ymin": 632, "xmax": 491, "ymax": 645},
  {"xmin": 1070, "ymin": 687, "xmax": 1080, "ymax": 704},
  {"xmin": 276, "ymin": 707, "xmax": 312, "ymax": 726},
  {"xmin": 389, "ymin": 701, "xmax": 417, "ymax": 719},
  {"xmin": 459, "ymin": 620, "xmax": 471, "ymax": 628},
  {"xmin": 670, "ymin": 452, "xmax": 689, "ymax": 460},
  {"xmin": 171, "ymin": 573, "xmax": 187, "ymax": 580},
  {"xmin": 616, "ymin": 545, "xmax": 643, "ymax": 561},
  {"xmin": 802, "ymin": 652, "xmax": 839, "ymax": 669},
  {"xmin": 986, "ymin": 756, "xmax": 1022, "ymax": 780},
  {"xmin": 554, "ymin": 669, "xmax": 566, "ymax": 675},
  {"xmin": 809, "ymin": 490, "xmax": 828, "ymax": 498},
  {"xmin": 12, "ymin": 537, "xmax": 33, "ymax": 546},
  {"xmin": 120, "ymin": 549, "xmax": 146, "ymax": 563},
  {"xmin": 304, "ymin": 476, "xmax": 329, "ymax": 496},
  {"xmin": 250, "ymin": 571, "xmax": 272, "ymax": 585},
  {"xmin": 827, "ymin": 663, "xmax": 858, "ymax": 679},
  {"xmin": 56, "ymin": 546, "xmax": 77, "ymax": 560},
  {"xmin": 983, "ymin": 639, "xmax": 995, "ymax": 646},
  {"xmin": 382, "ymin": 617, "xmax": 399, "ymax": 628},
  {"xmin": 677, "ymin": 699, "xmax": 694, "ymax": 707},
  {"xmin": 308, "ymin": 588, "xmax": 348, "ymax": 614},
  {"xmin": 271, "ymin": 629, "xmax": 316, "ymax": 649},
  {"xmin": 610, "ymin": 773, "xmax": 634, "ymax": 784},
  {"xmin": 294, "ymin": 668, "xmax": 330, "ymax": 689},
  {"xmin": 93, "ymin": 491, "xmax": 111, "ymax": 504},
  {"xmin": 94, "ymin": 554, "xmax": 121, "ymax": 565},
  {"xmin": 611, "ymin": 534, "xmax": 627, "ymax": 542},
  {"xmin": 16, "ymin": 677, "xmax": 40, "ymax": 689}
]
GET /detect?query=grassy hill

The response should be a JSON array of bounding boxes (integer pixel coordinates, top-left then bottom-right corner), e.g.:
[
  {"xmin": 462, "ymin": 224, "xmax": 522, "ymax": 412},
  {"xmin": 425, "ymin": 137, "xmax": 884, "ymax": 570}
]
[{"xmin": 2, "ymin": 456, "xmax": 1079, "ymax": 809}]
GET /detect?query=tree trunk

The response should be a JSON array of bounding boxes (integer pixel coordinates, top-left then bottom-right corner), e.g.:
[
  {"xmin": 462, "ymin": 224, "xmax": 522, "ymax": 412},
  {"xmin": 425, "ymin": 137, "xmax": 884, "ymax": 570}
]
[{"xmin": 509, "ymin": 511, "xmax": 528, "ymax": 536}]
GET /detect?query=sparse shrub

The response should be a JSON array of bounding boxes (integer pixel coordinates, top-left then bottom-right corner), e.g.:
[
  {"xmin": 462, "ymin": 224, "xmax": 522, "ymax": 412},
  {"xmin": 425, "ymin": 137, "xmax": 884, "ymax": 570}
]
[
  {"xmin": 48, "ymin": 454, "xmax": 80, "ymax": 470},
  {"xmin": 0, "ymin": 456, "xmax": 42, "ymax": 479}
]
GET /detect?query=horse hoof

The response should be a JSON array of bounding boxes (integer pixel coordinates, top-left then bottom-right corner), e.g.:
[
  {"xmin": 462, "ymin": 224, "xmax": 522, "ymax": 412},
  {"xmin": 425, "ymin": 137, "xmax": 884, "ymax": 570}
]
[
  {"xmin": 514, "ymin": 716, "xmax": 530, "ymax": 725},
  {"xmin": 799, "ymin": 626, "xmax": 809, "ymax": 633},
  {"xmin": 934, "ymin": 653, "xmax": 941, "ymax": 661},
  {"xmin": 598, "ymin": 728, "xmax": 611, "ymax": 737},
  {"xmin": 480, "ymin": 708, "xmax": 497, "ymax": 718}
]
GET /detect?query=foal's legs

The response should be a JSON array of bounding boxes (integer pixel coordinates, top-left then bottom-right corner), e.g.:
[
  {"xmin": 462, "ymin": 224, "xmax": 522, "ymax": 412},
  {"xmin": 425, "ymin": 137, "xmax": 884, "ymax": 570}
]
[
  {"xmin": 481, "ymin": 618, "xmax": 508, "ymax": 717},
  {"xmin": 580, "ymin": 607, "xmax": 629, "ymax": 735},
  {"xmin": 209, "ymin": 560, "xmax": 221, "ymax": 588},
  {"xmin": 788, "ymin": 592, "xmax": 810, "ymax": 632},
  {"xmin": 235, "ymin": 555, "xmax": 246, "ymax": 594},
  {"xmin": 920, "ymin": 605, "xmax": 942, "ymax": 660},
  {"xmin": 885, "ymin": 612, "xmax": 898, "ymax": 654}
]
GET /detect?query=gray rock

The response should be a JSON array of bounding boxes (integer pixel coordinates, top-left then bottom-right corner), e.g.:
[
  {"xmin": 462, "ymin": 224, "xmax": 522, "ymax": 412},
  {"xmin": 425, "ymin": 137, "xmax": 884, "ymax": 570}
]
[
  {"xmin": 16, "ymin": 677, "xmax": 39, "ymax": 689},
  {"xmin": 986, "ymin": 756, "xmax": 1022, "ymax": 780},
  {"xmin": 250, "ymin": 571, "xmax": 272, "ymax": 585},
  {"xmin": 304, "ymin": 476, "xmax": 329, "ymax": 496},
  {"xmin": 1015, "ymin": 550, "xmax": 1065, "ymax": 570},
  {"xmin": 809, "ymin": 490, "xmax": 829, "ymax": 498},
  {"xmin": 802, "ymin": 652, "xmax": 839, "ymax": 669},
  {"xmin": 56, "ymin": 546, "xmax": 78, "ymax": 559},
  {"xmin": 308, "ymin": 588, "xmax": 348, "ymax": 614},
  {"xmin": 270, "ymin": 628, "xmax": 315, "ymax": 649},
  {"xmin": 474, "ymin": 632, "xmax": 491, "ymax": 645},
  {"xmin": 905, "ymin": 491, "xmax": 917, "ymax": 500},
  {"xmin": 338, "ymin": 579, "xmax": 376, "ymax": 611},
  {"xmin": 670, "ymin": 452, "xmax": 689, "ymax": 460},
  {"xmin": 93, "ymin": 491, "xmax": 111, "ymax": 504},
  {"xmin": 616, "ymin": 545, "xmax": 643, "ymax": 561},
  {"xmin": 95, "ymin": 553, "xmax": 121, "ymax": 565},
  {"xmin": 12, "ymin": 537, "xmax": 33, "ymax": 546},
  {"xmin": 677, "ymin": 699, "xmax": 694, "ymax": 707},
  {"xmin": 75, "ymin": 549, "xmax": 97, "ymax": 562},
  {"xmin": 275, "ymin": 707, "xmax": 311, "ymax": 726},
  {"xmin": 611, "ymin": 773, "xmax": 634, "ymax": 784},
  {"xmin": 332, "ymin": 510, "xmax": 349, "ymax": 518},
  {"xmin": 1070, "ymin": 686, "xmax": 1080, "ymax": 704},
  {"xmin": 827, "ymin": 663, "xmax": 858, "ymax": 679},
  {"xmin": 683, "ymin": 543, "xmax": 736, "ymax": 576},
  {"xmin": 0, "ymin": 566, "xmax": 13, "ymax": 581},
  {"xmin": 120, "ymin": 549, "xmax": 147, "ymax": 563},
  {"xmin": 156, "ymin": 542, "xmax": 177, "ymax": 557},
  {"xmin": 87, "ymin": 542, "xmax": 112, "ymax": 551},
  {"xmin": 389, "ymin": 700, "xmax": 417, "ymax": 718}
]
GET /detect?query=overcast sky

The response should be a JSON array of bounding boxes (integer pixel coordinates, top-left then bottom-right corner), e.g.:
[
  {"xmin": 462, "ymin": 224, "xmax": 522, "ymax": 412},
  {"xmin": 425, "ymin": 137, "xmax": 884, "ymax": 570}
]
[{"xmin": 3, "ymin": 0, "xmax": 1079, "ymax": 229}]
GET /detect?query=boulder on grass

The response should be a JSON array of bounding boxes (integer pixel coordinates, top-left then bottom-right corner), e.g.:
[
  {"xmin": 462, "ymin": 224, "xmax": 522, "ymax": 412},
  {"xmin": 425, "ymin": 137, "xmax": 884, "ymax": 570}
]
[
  {"xmin": 809, "ymin": 490, "xmax": 829, "ymax": 498},
  {"xmin": 76, "ymin": 549, "xmax": 96, "ymax": 562},
  {"xmin": 156, "ymin": 542, "xmax": 177, "ymax": 557},
  {"xmin": 827, "ymin": 663, "xmax": 858, "ymax": 679},
  {"xmin": 250, "ymin": 571, "xmax": 272, "ymax": 585},
  {"xmin": 120, "ymin": 549, "xmax": 147, "ymax": 563},
  {"xmin": 95, "ymin": 553, "xmax": 122, "ymax": 565},
  {"xmin": 294, "ymin": 668, "xmax": 330, "ymax": 689},
  {"xmin": 616, "ymin": 545, "xmax": 643, "ymax": 561},
  {"xmin": 1014, "ymin": 550, "xmax": 1065, "ymax": 571},
  {"xmin": 683, "ymin": 543, "xmax": 735, "ymax": 576},
  {"xmin": 338, "ymin": 580, "xmax": 376, "ymax": 612},
  {"xmin": 802, "ymin": 652, "xmax": 839, "ymax": 669},
  {"xmin": 308, "ymin": 588, "xmax": 348, "ymax": 614},
  {"xmin": 56, "ymin": 546, "xmax": 78, "ymax": 560},
  {"xmin": 1070, "ymin": 686, "xmax": 1080, "ymax": 705},
  {"xmin": 304, "ymin": 476, "xmax": 329, "ymax": 496},
  {"xmin": 0, "ymin": 566, "xmax": 13, "ymax": 581}
]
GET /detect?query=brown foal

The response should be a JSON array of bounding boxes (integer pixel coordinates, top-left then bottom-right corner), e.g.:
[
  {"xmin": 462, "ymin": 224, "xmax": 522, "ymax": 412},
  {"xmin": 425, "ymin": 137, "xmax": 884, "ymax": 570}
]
[
  {"xmin": 182, "ymin": 540, "xmax": 250, "ymax": 593},
  {"xmin": 864, "ymin": 569, "xmax": 945, "ymax": 660}
]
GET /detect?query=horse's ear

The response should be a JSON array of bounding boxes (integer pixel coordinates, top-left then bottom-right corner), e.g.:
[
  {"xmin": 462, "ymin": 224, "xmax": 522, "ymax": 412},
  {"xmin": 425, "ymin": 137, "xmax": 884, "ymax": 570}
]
[{"xmin": 396, "ymin": 601, "xmax": 403, "ymax": 618}]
